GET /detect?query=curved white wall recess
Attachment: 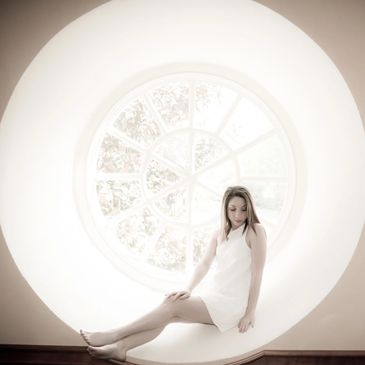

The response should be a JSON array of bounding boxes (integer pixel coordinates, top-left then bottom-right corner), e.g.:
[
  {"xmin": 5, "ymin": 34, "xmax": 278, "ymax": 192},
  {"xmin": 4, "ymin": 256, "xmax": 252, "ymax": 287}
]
[{"xmin": 0, "ymin": 1, "xmax": 364, "ymax": 364}]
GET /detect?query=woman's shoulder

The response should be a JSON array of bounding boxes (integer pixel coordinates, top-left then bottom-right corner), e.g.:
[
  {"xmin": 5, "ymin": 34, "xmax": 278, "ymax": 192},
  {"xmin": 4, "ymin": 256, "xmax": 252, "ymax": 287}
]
[
  {"xmin": 212, "ymin": 228, "xmax": 220, "ymax": 238},
  {"xmin": 247, "ymin": 222, "xmax": 266, "ymax": 239},
  {"xmin": 212, "ymin": 228, "xmax": 224, "ymax": 245}
]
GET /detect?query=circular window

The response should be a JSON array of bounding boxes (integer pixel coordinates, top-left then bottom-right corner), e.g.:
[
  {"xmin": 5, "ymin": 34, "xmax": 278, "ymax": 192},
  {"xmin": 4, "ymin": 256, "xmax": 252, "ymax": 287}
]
[{"xmin": 87, "ymin": 73, "xmax": 295, "ymax": 289}]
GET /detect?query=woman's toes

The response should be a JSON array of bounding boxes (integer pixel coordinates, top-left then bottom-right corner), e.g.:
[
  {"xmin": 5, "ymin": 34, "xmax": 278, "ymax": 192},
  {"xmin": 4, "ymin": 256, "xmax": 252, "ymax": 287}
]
[{"xmin": 79, "ymin": 329, "xmax": 117, "ymax": 347}]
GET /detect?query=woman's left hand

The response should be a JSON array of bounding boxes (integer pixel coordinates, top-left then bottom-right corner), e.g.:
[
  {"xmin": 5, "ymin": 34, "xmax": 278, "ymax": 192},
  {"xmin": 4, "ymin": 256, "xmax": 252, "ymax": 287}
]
[
  {"xmin": 165, "ymin": 290, "xmax": 191, "ymax": 301},
  {"xmin": 238, "ymin": 312, "xmax": 255, "ymax": 333}
]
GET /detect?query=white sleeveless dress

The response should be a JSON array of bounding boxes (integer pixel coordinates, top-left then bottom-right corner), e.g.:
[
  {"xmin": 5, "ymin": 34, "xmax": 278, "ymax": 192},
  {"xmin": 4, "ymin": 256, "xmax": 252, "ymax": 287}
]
[{"xmin": 197, "ymin": 224, "xmax": 251, "ymax": 332}]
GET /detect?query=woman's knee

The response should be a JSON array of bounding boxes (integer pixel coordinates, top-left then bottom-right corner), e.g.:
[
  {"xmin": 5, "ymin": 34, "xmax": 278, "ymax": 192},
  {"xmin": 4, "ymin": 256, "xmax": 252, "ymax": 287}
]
[{"xmin": 161, "ymin": 298, "xmax": 181, "ymax": 317}]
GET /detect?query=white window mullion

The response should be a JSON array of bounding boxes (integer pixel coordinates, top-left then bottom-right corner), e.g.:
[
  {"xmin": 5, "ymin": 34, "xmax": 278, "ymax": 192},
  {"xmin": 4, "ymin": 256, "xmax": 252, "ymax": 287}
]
[
  {"xmin": 143, "ymin": 93, "xmax": 168, "ymax": 135},
  {"xmin": 96, "ymin": 172, "xmax": 140, "ymax": 181},
  {"xmin": 185, "ymin": 80, "xmax": 195, "ymax": 276},
  {"xmin": 108, "ymin": 126, "xmax": 147, "ymax": 153},
  {"xmin": 215, "ymin": 93, "xmax": 241, "ymax": 136}
]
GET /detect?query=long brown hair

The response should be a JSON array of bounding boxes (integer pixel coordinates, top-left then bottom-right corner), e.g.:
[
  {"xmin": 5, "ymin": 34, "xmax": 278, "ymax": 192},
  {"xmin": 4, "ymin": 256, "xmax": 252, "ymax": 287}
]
[{"xmin": 218, "ymin": 185, "xmax": 261, "ymax": 243}]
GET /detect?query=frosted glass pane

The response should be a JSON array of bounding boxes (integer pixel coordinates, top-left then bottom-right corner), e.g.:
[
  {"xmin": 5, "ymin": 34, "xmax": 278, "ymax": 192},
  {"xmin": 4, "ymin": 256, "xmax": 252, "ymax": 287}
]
[
  {"xmin": 149, "ymin": 82, "xmax": 189, "ymax": 130},
  {"xmin": 191, "ymin": 186, "xmax": 221, "ymax": 225},
  {"xmin": 192, "ymin": 225, "xmax": 216, "ymax": 264},
  {"xmin": 116, "ymin": 208, "xmax": 159, "ymax": 255},
  {"xmin": 97, "ymin": 134, "xmax": 142, "ymax": 173},
  {"xmin": 194, "ymin": 82, "xmax": 236, "ymax": 132},
  {"xmin": 238, "ymin": 135, "xmax": 288, "ymax": 177},
  {"xmin": 240, "ymin": 180, "xmax": 287, "ymax": 222},
  {"xmin": 154, "ymin": 132, "xmax": 190, "ymax": 170},
  {"xmin": 114, "ymin": 98, "xmax": 161, "ymax": 147},
  {"xmin": 145, "ymin": 159, "xmax": 182, "ymax": 195},
  {"xmin": 196, "ymin": 159, "xmax": 237, "ymax": 195},
  {"xmin": 193, "ymin": 133, "xmax": 227, "ymax": 172},
  {"xmin": 221, "ymin": 97, "xmax": 273, "ymax": 148},
  {"xmin": 154, "ymin": 188, "xmax": 188, "ymax": 223},
  {"xmin": 96, "ymin": 180, "xmax": 142, "ymax": 216},
  {"xmin": 148, "ymin": 226, "xmax": 186, "ymax": 272}
]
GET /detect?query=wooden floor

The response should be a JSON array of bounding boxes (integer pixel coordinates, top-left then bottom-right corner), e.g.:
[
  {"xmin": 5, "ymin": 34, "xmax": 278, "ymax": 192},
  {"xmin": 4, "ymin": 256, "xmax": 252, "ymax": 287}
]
[{"xmin": 0, "ymin": 345, "xmax": 365, "ymax": 365}]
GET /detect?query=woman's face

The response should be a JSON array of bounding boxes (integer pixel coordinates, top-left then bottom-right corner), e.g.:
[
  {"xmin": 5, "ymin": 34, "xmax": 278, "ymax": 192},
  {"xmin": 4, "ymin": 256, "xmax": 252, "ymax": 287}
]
[{"xmin": 227, "ymin": 196, "xmax": 248, "ymax": 229}]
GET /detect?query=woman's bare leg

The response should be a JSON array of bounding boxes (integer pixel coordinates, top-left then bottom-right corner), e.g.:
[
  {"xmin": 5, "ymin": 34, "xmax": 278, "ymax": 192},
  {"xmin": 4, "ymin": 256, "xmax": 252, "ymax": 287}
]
[
  {"xmin": 88, "ymin": 305, "xmax": 214, "ymax": 362},
  {"xmin": 87, "ymin": 326, "xmax": 165, "ymax": 361},
  {"xmin": 87, "ymin": 315, "xmax": 198, "ymax": 360},
  {"xmin": 81, "ymin": 297, "xmax": 174, "ymax": 346},
  {"xmin": 82, "ymin": 296, "xmax": 214, "ymax": 348}
]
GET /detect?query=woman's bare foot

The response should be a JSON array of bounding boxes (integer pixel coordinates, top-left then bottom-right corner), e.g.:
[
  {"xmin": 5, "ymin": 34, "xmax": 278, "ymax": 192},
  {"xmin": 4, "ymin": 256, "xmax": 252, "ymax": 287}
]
[
  {"xmin": 80, "ymin": 329, "xmax": 120, "ymax": 347},
  {"xmin": 87, "ymin": 341, "xmax": 126, "ymax": 362}
]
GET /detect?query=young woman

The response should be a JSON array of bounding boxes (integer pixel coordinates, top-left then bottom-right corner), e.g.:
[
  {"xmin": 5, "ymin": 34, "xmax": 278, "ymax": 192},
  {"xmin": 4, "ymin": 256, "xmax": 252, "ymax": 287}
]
[{"xmin": 80, "ymin": 185, "xmax": 267, "ymax": 364}]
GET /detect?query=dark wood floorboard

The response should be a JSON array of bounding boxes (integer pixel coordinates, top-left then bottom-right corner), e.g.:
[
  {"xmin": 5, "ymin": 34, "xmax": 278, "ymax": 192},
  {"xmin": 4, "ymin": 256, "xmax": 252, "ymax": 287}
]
[
  {"xmin": 1, "ymin": 346, "xmax": 365, "ymax": 365},
  {"xmin": 0, "ymin": 347, "xmax": 132, "ymax": 365}
]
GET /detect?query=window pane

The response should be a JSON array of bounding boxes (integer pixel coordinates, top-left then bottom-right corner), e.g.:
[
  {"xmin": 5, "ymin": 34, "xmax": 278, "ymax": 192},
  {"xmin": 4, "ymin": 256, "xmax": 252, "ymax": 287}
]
[
  {"xmin": 153, "ymin": 188, "xmax": 188, "ymax": 223},
  {"xmin": 194, "ymin": 82, "xmax": 236, "ymax": 132},
  {"xmin": 96, "ymin": 180, "xmax": 142, "ymax": 216},
  {"xmin": 114, "ymin": 98, "xmax": 161, "ymax": 147},
  {"xmin": 196, "ymin": 159, "xmax": 237, "ymax": 195},
  {"xmin": 238, "ymin": 135, "xmax": 288, "ymax": 177},
  {"xmin": 221, "ymin": 98, "xmax": 274, "ymax": 148},
  {"xmin": 153, "ymin": 132, "xmax": 190, "ymax": 170},
  {"xmin": 97, "ymin": 134, "xmax": 142, "ymax": 174},
  {"xmin": 191, "ymin": 185, "xmax": 221, "ymax": 225},
  {"xmin": 145, "ymin": 159, "xmax": 182, "ymax": 195},
  {"xmin": 242, "ymin": 180, "xmax": 287, "ymax": 222},
  {"xmin": 149, "ymin": 82, "xmax": 189, "ymax": 130},
  {"xmin": 116, "ymin": 208, "xmax": 158, "ymax": 255},
  {"xmin": 147, "ymin": 226, "xmax": 186, "ymax": 272},
  {"xmin": 193, "ymin": 133, "xmax": 227, "ymax": 172},
  {"xmin": 192, "ymin": 225, "xmax": 216, "ymax": 264}
]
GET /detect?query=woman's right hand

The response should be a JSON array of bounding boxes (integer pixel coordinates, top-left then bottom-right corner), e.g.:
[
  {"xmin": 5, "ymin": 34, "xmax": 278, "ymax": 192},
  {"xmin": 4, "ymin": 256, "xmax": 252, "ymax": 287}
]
[{"xmin": 165, "ymin": 290, "xmax": 191, "ymax": 301}]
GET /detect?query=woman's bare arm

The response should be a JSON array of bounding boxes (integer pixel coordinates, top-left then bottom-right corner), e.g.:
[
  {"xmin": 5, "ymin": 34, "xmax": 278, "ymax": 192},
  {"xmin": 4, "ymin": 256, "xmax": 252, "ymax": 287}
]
[
  {"xmin": 184, "ymin": 229, "xmax": 219, "ymax": 292},
  {"xmin": 238, "ymin": 223, "xmax": 267, "ymax": 332},
  {"xmin": 245, "ymin": 223, "xmax": 267, "ymax": 315}
]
